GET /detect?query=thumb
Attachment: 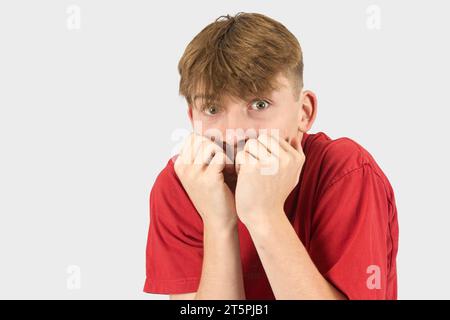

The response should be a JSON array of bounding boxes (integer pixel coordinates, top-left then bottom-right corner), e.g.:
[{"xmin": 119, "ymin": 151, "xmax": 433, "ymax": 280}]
[{"xmin": 235, "ymin": 150, "xmax": 248, "ymax": 175}]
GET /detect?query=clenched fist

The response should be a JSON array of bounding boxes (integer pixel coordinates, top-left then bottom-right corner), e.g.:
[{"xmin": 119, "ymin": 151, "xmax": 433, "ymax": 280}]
[
  {"xmin": 234, "ymin": 133, "xmax": 305, "ymax": 227},
  {"xmin": 174, "ymin": 133, "xmax": 237, "ymax": 229}
]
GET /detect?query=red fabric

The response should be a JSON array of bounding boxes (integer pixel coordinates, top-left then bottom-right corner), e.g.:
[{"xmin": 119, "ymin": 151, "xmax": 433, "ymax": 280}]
[{"xmin": 144, "ymin": 132, "xmax": 399, "ymax": 299}]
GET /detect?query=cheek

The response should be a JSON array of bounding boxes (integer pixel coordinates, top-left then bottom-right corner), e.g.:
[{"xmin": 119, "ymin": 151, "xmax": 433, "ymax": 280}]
[
  {"xmin": 257, "ymin": 114, "xmax": 297, "ymax": 139},
  {"xmin": 191, "ymin": 113, "xmax": 224, "ymax": 135},
  {"xmin": 279, "ymin": 107, "xmax": 301, "ymax": 134},
  {"xmin": 285, "ymin": 124, "xmax": 300, "ymax": 142}
]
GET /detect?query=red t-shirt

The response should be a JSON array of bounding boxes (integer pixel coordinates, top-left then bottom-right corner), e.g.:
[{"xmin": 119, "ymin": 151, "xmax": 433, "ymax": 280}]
[{"xmin": 144, "ymin": 131, "xmax": 399, "ymax": 299}]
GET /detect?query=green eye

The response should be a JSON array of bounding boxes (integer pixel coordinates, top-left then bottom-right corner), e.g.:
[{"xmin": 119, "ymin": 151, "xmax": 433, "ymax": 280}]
[
  {"xmin": 204, "ymin": 105, "xmax": 219, "ymax": 115},
  {"xmin": 251, "ymin": 100, "xmax": 270, "ymax": 110}
]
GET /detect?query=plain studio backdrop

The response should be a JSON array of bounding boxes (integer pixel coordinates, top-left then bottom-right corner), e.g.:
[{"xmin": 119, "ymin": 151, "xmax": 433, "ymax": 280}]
[{"xmin": 0, "ymin": 0, "xmax": 449, "ymax": 299}]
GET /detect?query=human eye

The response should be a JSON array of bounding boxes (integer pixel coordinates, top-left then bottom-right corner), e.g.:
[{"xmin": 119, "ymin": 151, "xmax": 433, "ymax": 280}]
[
  {"xmin": 202, "ymin": 105, "xmax": 221, "ymax": 116},
  {"xmin": 249, "ymin": 99, "xmax": 271, "ymax": 111}
]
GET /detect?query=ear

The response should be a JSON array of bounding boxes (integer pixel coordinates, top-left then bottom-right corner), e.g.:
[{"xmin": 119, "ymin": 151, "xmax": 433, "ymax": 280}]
[
  {"xmin": 298, "ymin": 90, "xmax": 317, "ymax": 132},
  {"xmin": 187, "ymin": 105, "xmax": 194, "ymax": 126}
]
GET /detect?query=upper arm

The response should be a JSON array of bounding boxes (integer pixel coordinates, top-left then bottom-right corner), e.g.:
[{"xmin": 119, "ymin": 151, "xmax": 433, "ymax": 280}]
[
  {"xmin": 170, "ymin": 292, "xmax": 197, "ymax": 300},
  {"xmin": 144, "ymin": 161, "xmax": 204, "ymax": 295},
  {"xmin": 309, "ymin": 164, "xmax": 395, "ymax": 299}
]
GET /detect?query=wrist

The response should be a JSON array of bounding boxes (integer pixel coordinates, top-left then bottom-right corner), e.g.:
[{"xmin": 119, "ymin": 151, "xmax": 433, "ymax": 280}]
[
  {"xmin": 203, "ymin": 216, "xmax": 238, "ymax": 233},
  {"xmin": 203, "ymin": 218, "xmax": 240, "ymax": 248},
  {"xmin": 245, "ymin": 209, "xmax": 288, "ymax": 237}
]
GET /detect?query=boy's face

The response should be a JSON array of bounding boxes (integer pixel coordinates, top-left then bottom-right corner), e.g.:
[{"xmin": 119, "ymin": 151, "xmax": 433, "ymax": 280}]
[{"xmin": 188, "ymin": 72, "xmax": 317, "ymax": 159}]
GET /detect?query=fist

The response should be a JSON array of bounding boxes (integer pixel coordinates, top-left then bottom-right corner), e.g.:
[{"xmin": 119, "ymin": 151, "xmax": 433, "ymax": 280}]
[
  {"xmin": 234, "ymin": 133, "xmax": 305, "ymax": 227},
  {"xmin": 174, "ymin": 133, "xmax": 238, "ymax": 228}
]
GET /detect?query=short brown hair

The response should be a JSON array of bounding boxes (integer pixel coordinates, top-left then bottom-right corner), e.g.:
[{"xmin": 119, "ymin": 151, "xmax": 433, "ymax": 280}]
[{"xmin": 178, "ymin": 12, "xmax": 303, "ymax": 109}]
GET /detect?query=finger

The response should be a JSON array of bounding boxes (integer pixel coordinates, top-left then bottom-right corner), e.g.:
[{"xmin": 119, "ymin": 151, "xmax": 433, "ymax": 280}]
[
  {"xmin": 178, "ymin": 132, "xmax": 201, "ymax": 164},
  {"xmin": 235, "ymin": 149, "xmax": 257, "ymax": 175},
  {"xmin": 268, "ymin": 131, "xmax": 289, "ymax": 152},
  {"xmin": 235, "ymin": 150, "xmax": 246, "ymax": 175},
  {"xmin": 290, "ymin": 135, "xmax": 303, "ymax": 154},
  {"xmin": 206, "ymin": 150, "xmax": 228, "ymax": 174},
  {"xmin": 257, "ymin": 133, "xmax": 281, "ymax": 158},
  {"xmin": 192, "ymin": 133, "xmax": 213, "ymax": 162},
  {"xmin": 185, "ymin": 133, "xmax": 217, "ymax": 165},
  {"xmin": 177, "ymin": 133, "xmax": 192, "ymax": 165},
  {"xmin": 194, "ymin": 140, "xmax": 222, "ymax": 167},
  {"xmin": 269, "ymin": 131, "xmax": 300, "ymax": 156},
  {"xmin": 244, "ymin": 138, "xmax": 271, "ymax": 161}
]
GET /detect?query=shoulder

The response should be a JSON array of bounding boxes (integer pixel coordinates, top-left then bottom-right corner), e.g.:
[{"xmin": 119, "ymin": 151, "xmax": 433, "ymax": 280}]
[
  {"xmin": 303, "ymin": 132, "xmax": 394, "ymax": 201},
  {"xmin": 151, "ymin": 155, "xmax": 179, "ymax": 192},
  {"xmin": 149, "ymin": 155, "xmax": 203, "ymax": 230},
  {"xmin": 305, "ymin": 132, "xmax": 372, "ymax": 169}
]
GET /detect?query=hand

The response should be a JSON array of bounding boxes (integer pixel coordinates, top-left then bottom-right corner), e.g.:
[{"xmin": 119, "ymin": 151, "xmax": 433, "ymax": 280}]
[
  {"xmin": 234, "ymin": 133, "xmax": 305, "ymax": 227},
  {"xmin": 174, "ymin": 133, "xmax": 237, "ymax": 229}
]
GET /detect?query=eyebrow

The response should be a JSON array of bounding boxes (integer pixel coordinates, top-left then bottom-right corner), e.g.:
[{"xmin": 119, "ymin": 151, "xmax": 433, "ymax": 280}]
[
  {"xmin": 192, "ymin": 95, "xmax": 221, "ymax": 110},
  {"xmin": 193, "ymin": 94, "xmax": 216, "ymax": 101},
  {"xmin": 192, "ymin": 93, "xmax": 273, "ymax": 108}
]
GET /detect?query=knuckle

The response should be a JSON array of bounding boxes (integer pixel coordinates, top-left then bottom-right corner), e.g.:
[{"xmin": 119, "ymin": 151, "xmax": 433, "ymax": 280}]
[
  {"xmin": 257, "ymin": 133, "xmax": 269, "ymax": 144},
  {"xmin": 245, "ymin": 138, "xmax": 257, "ymax": 148}
]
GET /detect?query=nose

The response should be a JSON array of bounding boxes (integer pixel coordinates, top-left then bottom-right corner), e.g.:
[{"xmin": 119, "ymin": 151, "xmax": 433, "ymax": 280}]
[
  {"xmin": 219, "ymin": 119, "xmax": 257, "ymax": 163},
  {"xmin": 223, "ymin": 109, "xmax": 258, "ymax": 147}
]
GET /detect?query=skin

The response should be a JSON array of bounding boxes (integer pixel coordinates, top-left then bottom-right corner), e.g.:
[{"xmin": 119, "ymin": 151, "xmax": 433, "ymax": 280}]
[{"xmin": 171, "ymin": 72, "xmax": 346, "ymax": 300}]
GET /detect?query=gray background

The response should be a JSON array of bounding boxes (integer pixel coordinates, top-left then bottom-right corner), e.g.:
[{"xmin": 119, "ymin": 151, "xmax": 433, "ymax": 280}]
[{"xmin": 0, "ymin": 0, "xmax": 449, "ymax": 299}]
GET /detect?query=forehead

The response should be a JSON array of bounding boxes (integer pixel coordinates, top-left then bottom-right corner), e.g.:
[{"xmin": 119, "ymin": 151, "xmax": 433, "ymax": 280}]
[{"xmin": 191, "ymin": 73, "xmax": 292, "ymax": 107}]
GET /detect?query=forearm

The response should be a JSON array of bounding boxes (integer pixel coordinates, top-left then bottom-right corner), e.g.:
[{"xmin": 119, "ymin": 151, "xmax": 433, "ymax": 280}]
[
  {"xmin": 248, "ymin": 212, "xmax": 346, "ymax": 300},
  {"xmin": 195, "ymin": 221, "xmax": 246, "ymax": 300}
]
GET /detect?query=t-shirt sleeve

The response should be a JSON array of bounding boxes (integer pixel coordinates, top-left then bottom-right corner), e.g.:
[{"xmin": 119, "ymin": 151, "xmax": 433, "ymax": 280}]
[
  {"xmin": 144, "ymin": 159, "xmax": 204, "ymax": 294},
  {"xmin": 308, "ymin": 163, "xmax": 395, "ymax": 300}
]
